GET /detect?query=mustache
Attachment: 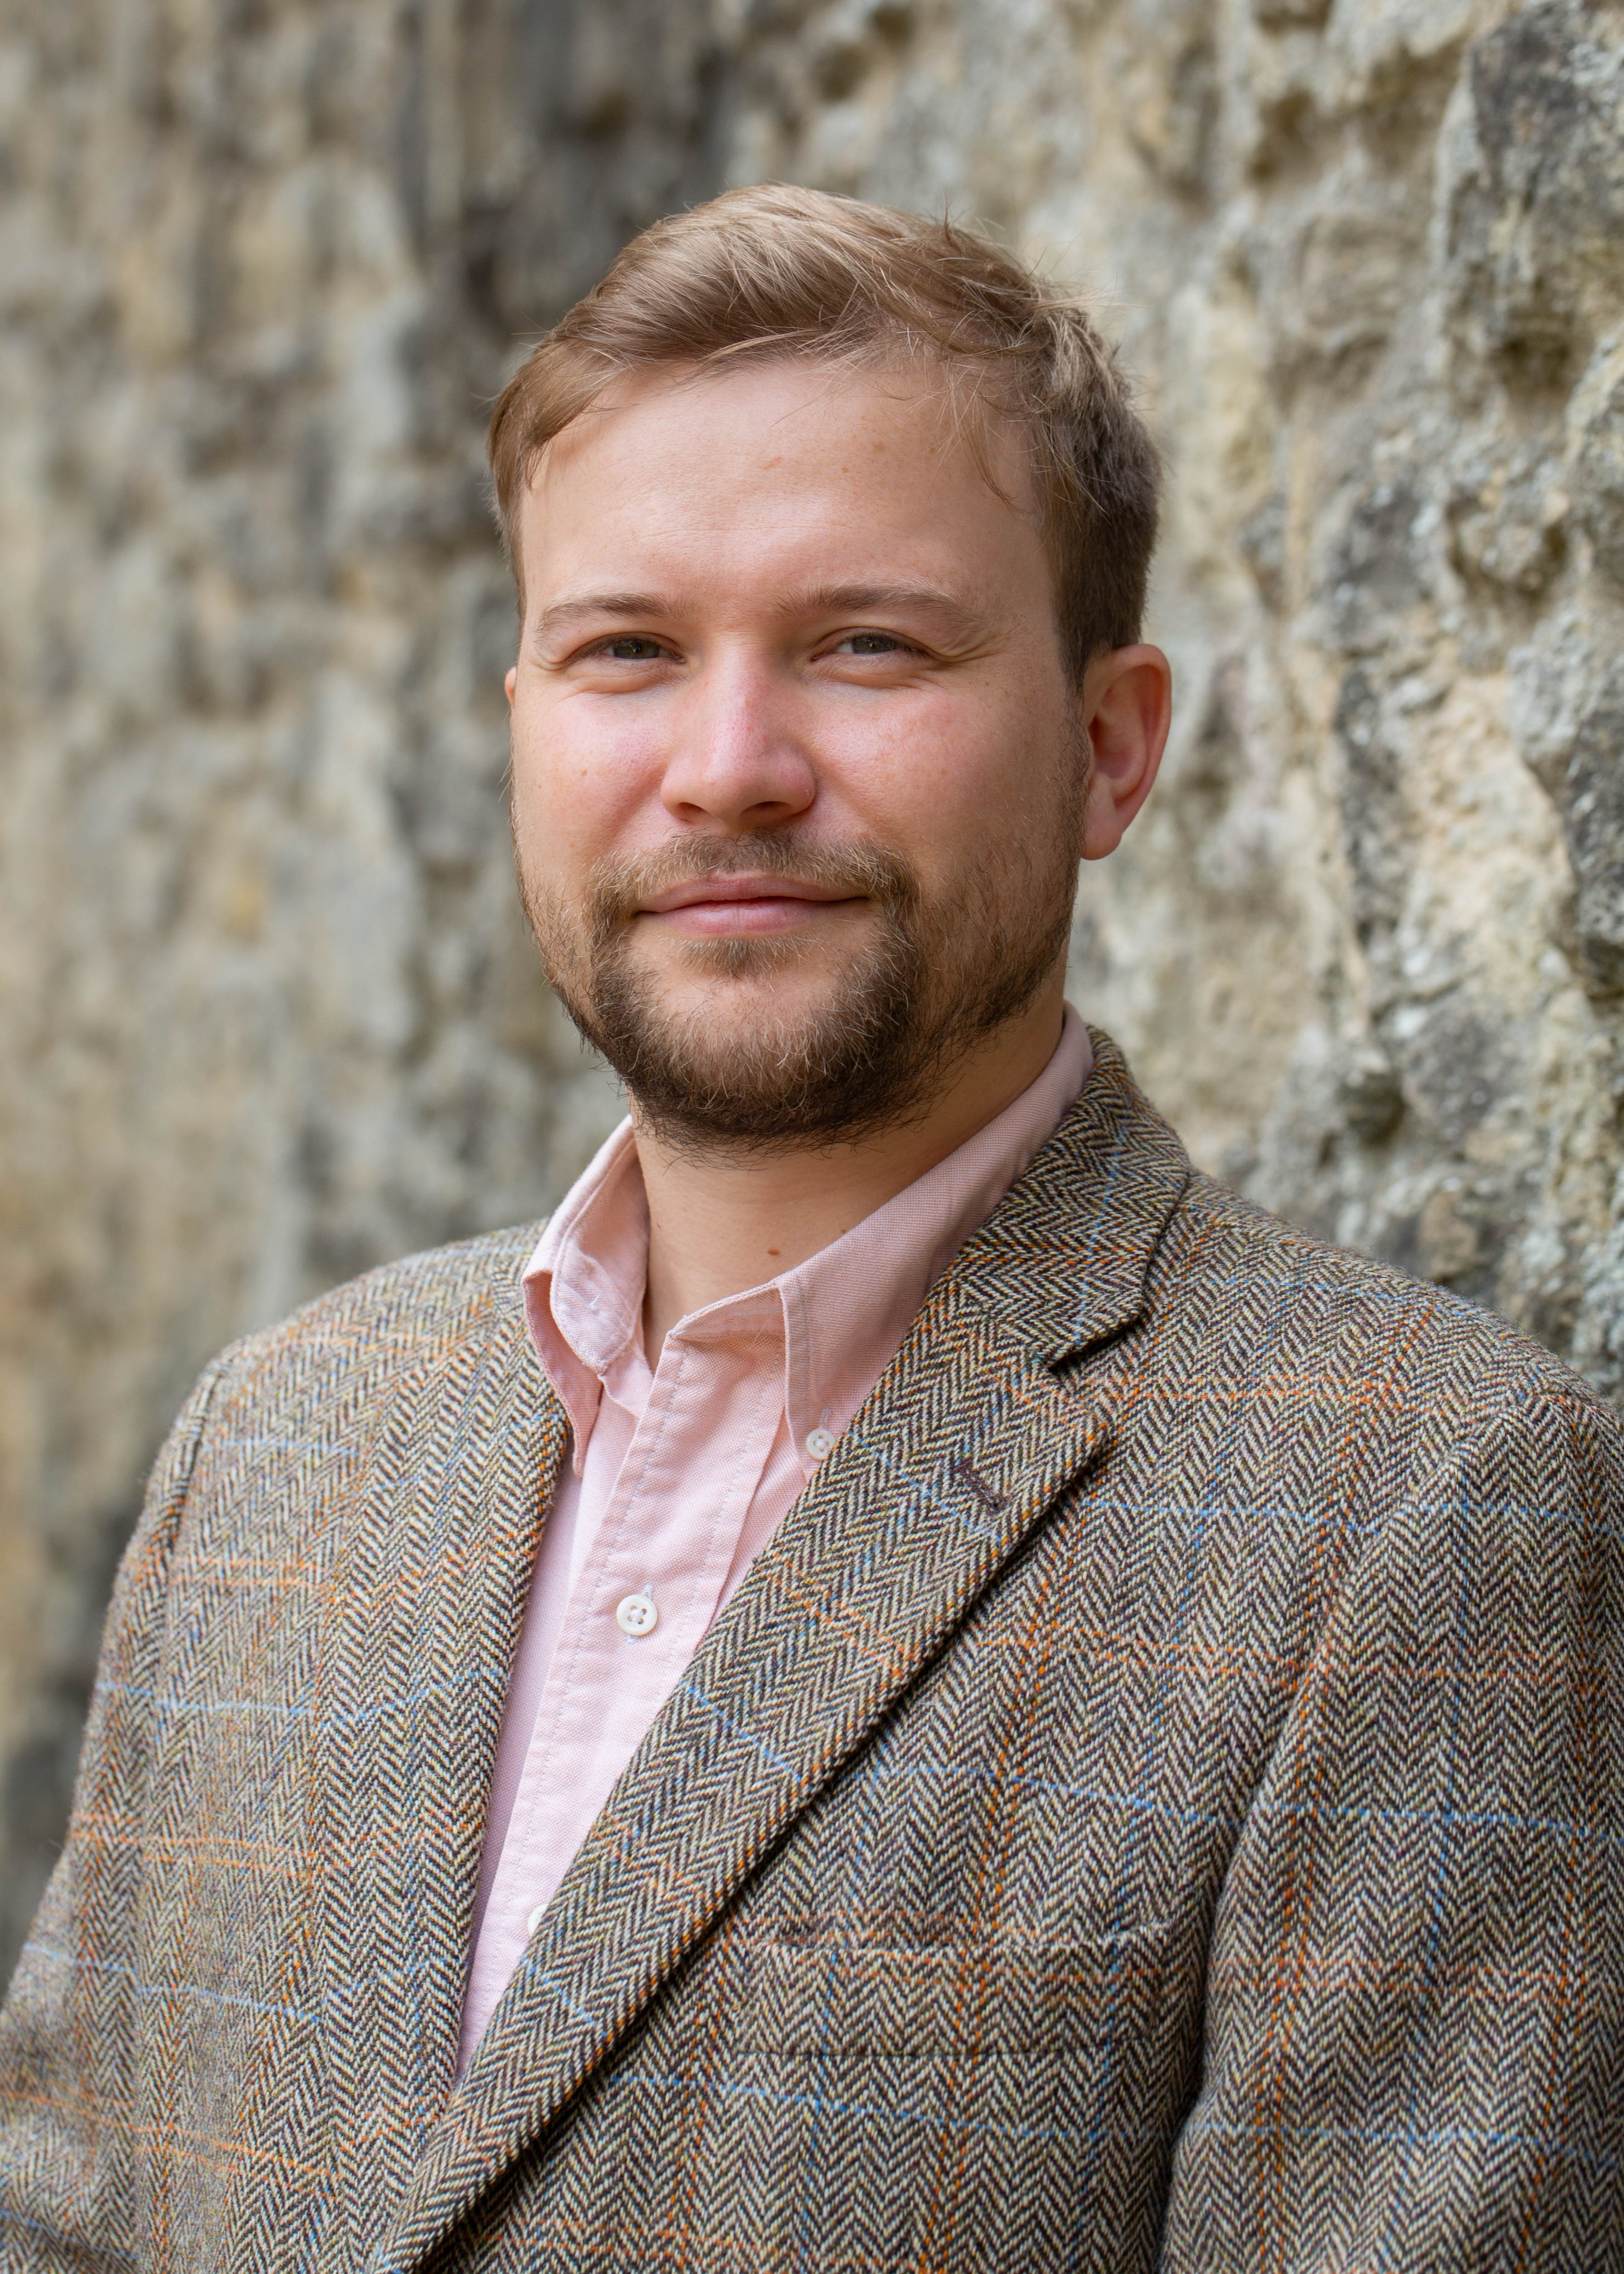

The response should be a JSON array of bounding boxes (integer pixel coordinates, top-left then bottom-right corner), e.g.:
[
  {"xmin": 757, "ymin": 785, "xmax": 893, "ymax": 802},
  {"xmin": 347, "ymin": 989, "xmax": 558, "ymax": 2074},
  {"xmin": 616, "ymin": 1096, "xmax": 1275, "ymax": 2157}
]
[{"xmin": 586, "ymin": 833, "xmax": 919, "ymax": 934}]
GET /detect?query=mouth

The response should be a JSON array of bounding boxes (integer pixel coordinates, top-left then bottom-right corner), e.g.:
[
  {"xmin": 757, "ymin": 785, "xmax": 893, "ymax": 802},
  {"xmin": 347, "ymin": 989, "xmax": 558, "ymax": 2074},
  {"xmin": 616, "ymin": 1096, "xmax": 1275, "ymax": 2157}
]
[{"xmin": 638, "ymin": 872, "xmax": 865, "ymax": 938}]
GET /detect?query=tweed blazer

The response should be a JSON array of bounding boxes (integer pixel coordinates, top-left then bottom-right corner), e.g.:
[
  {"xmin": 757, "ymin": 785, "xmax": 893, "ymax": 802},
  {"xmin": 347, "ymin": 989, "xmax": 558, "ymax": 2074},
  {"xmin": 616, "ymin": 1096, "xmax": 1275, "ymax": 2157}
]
[{"xmin": 2, "ymin": 1033, "xmax": 1621, "ymax": 2272}]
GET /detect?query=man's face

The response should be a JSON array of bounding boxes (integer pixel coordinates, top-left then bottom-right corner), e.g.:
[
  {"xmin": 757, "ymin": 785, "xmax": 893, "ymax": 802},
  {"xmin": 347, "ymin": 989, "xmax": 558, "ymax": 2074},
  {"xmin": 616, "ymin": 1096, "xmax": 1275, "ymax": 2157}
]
[{"xmin": 507, "ymin": 357, "xmax": 1091, "ymax": 1149}]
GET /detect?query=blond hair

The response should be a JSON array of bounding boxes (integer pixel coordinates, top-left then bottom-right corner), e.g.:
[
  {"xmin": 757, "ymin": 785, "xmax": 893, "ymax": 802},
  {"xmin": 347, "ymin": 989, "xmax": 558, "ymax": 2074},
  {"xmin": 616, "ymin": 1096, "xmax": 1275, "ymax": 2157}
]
[{"xmin": 488, "ymin": 184, "xmax": 1159, "ymax": 677}]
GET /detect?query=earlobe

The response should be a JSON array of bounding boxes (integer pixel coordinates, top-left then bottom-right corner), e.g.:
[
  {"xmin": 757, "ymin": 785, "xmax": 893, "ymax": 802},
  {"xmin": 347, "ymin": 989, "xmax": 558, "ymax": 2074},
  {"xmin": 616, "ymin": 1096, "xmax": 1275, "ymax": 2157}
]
[{"xmin": 1078, "ymin": 644, "xmax": 1172, "ymax": 861}]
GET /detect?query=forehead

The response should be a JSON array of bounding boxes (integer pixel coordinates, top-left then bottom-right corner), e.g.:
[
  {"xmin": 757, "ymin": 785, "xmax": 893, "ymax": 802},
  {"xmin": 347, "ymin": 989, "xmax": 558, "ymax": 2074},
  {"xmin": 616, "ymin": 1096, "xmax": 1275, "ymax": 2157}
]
[{"xmin": 514, "ymin": 357, "xmax": 1046, "ymax": 607}]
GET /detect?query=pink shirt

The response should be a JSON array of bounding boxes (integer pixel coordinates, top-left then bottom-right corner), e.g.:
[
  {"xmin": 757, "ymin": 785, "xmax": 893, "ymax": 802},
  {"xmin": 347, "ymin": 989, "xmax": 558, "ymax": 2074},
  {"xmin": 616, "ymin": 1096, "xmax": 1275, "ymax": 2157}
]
[{"xmin": 457, "ymin": 1006, "xmax": 1093, "ymax": 2066}]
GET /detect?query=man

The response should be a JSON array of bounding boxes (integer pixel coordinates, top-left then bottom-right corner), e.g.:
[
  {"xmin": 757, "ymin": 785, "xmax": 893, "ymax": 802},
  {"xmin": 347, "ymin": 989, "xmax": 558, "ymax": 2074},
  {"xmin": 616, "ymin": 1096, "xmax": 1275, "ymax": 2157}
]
[{"xmin": 1, "ymin": 185, "xmax": 1619, "ymax": 2272}]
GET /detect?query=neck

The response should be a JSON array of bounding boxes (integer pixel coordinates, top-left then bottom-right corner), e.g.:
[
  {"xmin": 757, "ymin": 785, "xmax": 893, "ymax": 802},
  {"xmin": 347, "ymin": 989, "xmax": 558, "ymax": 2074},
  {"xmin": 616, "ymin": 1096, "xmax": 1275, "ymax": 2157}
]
[{"xmin": 635, "ymin": 979, "xmax": 1067, "ymax": 1361}]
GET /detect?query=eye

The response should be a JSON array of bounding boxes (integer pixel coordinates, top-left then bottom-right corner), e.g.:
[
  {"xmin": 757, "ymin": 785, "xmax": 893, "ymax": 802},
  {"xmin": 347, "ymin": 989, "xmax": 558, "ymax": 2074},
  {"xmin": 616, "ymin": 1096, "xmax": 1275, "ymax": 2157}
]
[
  {"xmin": 598, "ymin": 635, "xmax": 670, "ymax": 661},
  {"xmin": 834, "ymin": 630, "xmax": 912, "ymax": 656}
]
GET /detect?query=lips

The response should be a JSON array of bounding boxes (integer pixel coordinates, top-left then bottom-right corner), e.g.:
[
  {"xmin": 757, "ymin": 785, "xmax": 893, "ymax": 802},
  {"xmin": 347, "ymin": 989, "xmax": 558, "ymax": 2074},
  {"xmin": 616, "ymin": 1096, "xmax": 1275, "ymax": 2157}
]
[
  {"xmin": 637, "ymin": 871, "xmax": 863, "ymax": 937},
  {"xmin": 639, "ymin": 873, "xmax": 858, "ymax": 913}
]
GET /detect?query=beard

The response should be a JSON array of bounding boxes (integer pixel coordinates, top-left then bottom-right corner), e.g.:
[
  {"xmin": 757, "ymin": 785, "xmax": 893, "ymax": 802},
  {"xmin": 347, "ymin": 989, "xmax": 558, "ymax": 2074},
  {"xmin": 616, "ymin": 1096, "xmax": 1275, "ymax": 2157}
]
[{"xmin": 517, "ymin": 791, "xmax": 1083, "ymax": 1155}]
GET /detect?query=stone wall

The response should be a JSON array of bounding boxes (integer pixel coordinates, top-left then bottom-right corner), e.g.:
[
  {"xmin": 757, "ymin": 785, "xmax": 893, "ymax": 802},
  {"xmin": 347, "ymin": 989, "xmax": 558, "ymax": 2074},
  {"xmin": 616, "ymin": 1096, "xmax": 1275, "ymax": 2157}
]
[
  {"xmin": 733, "ymin": 0, "xmax": 1624, "ymax": 1393},
  {"xmin": 2, "ymin": 0, "xmax": 1622, "ymax": 1971},
  {"xmin": 0, "ymin": 0, "xmax": 724, "ymax": 1966}
]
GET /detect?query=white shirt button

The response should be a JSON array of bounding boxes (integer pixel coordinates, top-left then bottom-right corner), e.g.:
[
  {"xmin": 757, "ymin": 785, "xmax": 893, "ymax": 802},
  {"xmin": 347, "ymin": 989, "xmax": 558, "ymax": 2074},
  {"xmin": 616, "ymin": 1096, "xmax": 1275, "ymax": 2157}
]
[
  {"xmin": 525, "ymin": 1903, "xmax": 546, "ymax": 1938},
  {"xmin": 805, "ymin": 1427, "xmax": 836, "ymax": 1461},
  {"xmin": 615, "ymin": 1591, "xmax": 659, "ymax": 1637}
]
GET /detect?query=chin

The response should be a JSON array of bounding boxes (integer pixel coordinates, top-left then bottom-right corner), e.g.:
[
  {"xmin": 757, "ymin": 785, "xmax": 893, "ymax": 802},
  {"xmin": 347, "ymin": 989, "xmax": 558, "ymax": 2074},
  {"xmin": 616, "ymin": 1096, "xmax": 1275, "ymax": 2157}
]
[{"xmin": 648, "ymin": 933, "xmax": 842, "ymax": 1007}]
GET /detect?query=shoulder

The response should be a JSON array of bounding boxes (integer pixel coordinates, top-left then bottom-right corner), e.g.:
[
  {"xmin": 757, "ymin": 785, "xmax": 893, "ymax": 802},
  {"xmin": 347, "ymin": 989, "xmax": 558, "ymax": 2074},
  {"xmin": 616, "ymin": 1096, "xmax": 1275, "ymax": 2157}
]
[
  {"xmin": 204, "ymin": 1219, "xmax": 547, "ymax": 1415},
  {"xmin": 1143, "ymin": 1169, "xmax": 1619, "ymax": 1474},
  {"xmin": 104, "ymin": 1221, "xmax": 551, "ymax": 1662}
]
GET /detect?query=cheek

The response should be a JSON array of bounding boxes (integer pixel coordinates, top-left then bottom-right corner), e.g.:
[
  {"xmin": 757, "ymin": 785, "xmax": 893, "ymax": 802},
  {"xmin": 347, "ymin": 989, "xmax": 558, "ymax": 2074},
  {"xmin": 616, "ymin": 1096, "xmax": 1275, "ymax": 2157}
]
[
  {"xmin": 821, "ymin": 691, "xmax": 1053, "ymax": 868},
  {"xmin": 511, "ymin": 694, "xmax": 657, "ymax": 866}
]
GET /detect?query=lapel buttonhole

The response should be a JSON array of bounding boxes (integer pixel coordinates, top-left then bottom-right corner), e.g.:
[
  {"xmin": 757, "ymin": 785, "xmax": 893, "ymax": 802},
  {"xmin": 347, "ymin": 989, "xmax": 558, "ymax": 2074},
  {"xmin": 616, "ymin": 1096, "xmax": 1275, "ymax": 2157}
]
[{"xmin": 949, "ymin": 1455, "xmax": 1008, "ymax": 1513}]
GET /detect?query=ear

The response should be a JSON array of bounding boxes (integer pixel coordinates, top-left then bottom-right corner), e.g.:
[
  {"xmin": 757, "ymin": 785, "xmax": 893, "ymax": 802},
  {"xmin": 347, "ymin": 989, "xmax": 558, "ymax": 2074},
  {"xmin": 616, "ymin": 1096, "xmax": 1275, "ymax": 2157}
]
[
  {"xmin": 505, "ymin": 665, "xmax": 517, "ymax": 711},
  {"xmin": 1076, "ymin": 644, "xmax": 1172, "ymax": 860}
]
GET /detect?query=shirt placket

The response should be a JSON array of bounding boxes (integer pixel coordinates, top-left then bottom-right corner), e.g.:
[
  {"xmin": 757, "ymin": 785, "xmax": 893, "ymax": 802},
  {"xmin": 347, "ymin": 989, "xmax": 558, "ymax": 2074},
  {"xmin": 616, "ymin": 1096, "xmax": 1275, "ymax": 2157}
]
[{"xmin": 482, "ymin": 1294, "xmax": 786, "ymax": 1948}]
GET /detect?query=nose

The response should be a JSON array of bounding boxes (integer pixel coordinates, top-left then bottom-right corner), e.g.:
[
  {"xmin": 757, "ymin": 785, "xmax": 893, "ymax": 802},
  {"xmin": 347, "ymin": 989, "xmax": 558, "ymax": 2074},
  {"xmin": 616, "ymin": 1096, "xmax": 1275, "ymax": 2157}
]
[{"xmin": 658, "ymin": 650, "xmax": 817, "ymax": 833}]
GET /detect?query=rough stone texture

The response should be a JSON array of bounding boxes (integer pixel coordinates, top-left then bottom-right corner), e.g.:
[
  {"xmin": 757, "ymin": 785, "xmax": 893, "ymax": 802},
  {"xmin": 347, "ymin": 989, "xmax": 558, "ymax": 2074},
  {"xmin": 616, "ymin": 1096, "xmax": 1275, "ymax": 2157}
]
[
  {"xmin": 3, "ymin": 0, "xmax": 1624, "ymax": 1974},
  {"xmin": 0, "ymin": 0, "xmax": 726, "ymax": 1968},
  {"xmin": 730, "ymin": 0, "xmax": 1624, "ymax": 1374}
]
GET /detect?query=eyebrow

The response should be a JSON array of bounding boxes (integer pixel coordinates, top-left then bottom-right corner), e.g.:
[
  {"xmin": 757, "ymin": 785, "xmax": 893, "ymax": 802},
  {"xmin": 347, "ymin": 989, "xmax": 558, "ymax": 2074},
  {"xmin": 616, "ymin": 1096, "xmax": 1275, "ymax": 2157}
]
[
  {"xmin": 532, "ymin": 592, "xmax": 669, "ymax": 645},
  {"xmin": 770, "ymin": 582, "xmax": 987, "ymax": 638},
  {"xmin": 533, "ymin": 581, "xmax": 989, "ymax": 648}
]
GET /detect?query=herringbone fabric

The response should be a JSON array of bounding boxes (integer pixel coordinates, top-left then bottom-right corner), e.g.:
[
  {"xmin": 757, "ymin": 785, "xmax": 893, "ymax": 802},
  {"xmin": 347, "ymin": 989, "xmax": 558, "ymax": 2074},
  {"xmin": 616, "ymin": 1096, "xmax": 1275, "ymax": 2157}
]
[{"xmin": 2, "ymin": 1032, "xmax": 1619, "ymax": 2271}]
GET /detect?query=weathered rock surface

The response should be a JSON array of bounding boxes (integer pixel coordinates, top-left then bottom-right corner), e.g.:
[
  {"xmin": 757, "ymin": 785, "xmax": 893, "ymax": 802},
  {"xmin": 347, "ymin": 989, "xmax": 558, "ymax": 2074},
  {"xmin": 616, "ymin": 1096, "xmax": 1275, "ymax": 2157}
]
[
  {"xmin": 733, "ymin": 0, "xmax": 1624, "ymax": 1379},
  {"xmin": 0, "ymin": 0, "xmax": 721, "ymax": 1967},
  {"xmin": 2, "ymin": 0, "xmax": 1622, "ymax": 1969}
]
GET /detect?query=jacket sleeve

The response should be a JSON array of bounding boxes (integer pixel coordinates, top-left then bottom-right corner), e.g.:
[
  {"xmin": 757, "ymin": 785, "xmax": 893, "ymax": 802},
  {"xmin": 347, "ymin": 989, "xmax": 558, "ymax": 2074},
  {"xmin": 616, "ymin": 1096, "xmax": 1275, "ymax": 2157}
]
[
  {"xmin": 0, "ymin": 1358, "xmax": 228, "ymax": 2273},
  {"xmin": 1162, "ymin": 1370, "xmax": 1624, "ymax": 2270}
]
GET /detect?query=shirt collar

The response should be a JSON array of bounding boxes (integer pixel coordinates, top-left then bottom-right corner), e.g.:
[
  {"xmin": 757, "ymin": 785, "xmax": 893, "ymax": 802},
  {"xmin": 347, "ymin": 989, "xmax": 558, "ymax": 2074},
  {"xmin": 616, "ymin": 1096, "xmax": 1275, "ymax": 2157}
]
[
  {"xmin": 522, "ymin": 1120, "xmax": 647, "ymax": 1463},
  {"xmin": 521, "ymin": 1006, "xmax": 1094, "ymax": 1477}
]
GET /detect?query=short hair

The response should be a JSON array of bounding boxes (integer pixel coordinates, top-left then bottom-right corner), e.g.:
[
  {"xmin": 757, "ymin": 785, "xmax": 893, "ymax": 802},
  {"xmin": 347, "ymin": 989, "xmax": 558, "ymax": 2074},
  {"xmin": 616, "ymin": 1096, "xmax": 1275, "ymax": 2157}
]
[{"xmin": 487, "ymin": 184, "xmax": 1159, "ymax": 678}]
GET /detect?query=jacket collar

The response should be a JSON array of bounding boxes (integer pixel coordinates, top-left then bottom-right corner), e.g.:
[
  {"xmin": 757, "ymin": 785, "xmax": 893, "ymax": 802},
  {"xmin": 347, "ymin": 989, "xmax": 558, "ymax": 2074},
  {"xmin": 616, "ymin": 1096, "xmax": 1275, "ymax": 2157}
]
[
  {"xmin": 374, "ymin": 1030, "xmax": 1189, "ymax": 2271},
  {"xmin": 948, "ymin": 1026, "xmax": 1191, "ymax": 1365}
]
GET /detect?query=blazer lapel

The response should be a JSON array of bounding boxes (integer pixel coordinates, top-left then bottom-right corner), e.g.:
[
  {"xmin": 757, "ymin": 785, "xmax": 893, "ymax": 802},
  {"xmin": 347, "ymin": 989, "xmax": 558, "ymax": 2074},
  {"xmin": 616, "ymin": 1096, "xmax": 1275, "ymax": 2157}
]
[
  {"xmin": 377, "ymin": 1034, "xmax": 1190, "ymax": 2273},
  {"xmin": 312, "ymin": 1276, "xmax": 569, "ymax": 2252}
]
